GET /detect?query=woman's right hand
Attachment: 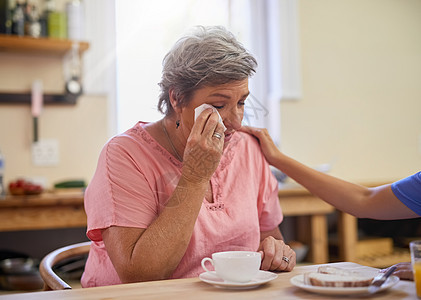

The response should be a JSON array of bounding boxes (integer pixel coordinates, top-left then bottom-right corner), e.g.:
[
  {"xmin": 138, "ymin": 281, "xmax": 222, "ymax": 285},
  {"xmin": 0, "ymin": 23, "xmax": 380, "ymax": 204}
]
[
  {"xmin": 239, "ymin": 126, "xmax": 281, "ymax": 166},
  {"xmin": 181, "ymin": 109, "xmax": 225, "ymax": 184}
]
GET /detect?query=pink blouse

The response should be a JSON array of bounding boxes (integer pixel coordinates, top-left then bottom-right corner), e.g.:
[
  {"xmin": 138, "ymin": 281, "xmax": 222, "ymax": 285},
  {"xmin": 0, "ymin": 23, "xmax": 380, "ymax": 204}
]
[{"xmin": 81, "ymin": 122, "xmax": 283, "ymax": 287}]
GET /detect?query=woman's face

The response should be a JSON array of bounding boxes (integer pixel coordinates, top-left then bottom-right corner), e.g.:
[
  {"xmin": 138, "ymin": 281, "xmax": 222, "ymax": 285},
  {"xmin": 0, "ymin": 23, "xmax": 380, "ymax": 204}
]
[{"xmin": 178, "ymin": 79, "xmax": 249, "ymax": 144}]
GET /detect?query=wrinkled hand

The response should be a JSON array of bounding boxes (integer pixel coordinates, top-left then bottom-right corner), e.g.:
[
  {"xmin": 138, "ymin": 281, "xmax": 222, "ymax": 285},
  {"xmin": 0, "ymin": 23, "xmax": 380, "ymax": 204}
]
[
  {"xmin": 239, "ymin": 126, "xmax": 280, "ymax": 166},
  {"xmin": 182, "ymin": 109, "xmax": 225, "ymax": 184},
  {"xmin": 258, "ymin": 236, "xmax": 296, "ymax": 272},
  {"xmin": 380, "ymin": 262, "xmax": 413, "ymax": 281}
]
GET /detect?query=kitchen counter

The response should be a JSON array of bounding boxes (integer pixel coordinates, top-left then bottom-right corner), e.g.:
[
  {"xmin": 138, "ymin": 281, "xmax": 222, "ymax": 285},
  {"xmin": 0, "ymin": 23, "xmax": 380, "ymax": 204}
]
[{"xmin": 0, "ymin": 191, "xmax": 85, "ymax": 231}]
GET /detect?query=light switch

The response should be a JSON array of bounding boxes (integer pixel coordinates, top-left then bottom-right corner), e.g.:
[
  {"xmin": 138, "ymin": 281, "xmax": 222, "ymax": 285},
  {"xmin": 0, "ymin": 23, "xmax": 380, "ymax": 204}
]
[{"xmin": 32, "ymin": 139, "xmax": 60, "ymax": 166}]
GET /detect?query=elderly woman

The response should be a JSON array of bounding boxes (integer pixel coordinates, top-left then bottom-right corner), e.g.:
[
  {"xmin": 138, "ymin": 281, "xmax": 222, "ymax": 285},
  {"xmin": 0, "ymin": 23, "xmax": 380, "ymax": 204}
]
[{"xmin": 81, "ymin": 26, "xmax": 295, "ymax": 287}]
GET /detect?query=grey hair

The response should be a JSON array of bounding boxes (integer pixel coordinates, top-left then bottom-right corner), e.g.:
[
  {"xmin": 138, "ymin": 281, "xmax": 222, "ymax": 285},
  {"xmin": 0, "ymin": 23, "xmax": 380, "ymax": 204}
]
[{"xmin": 158, "ymin": 26, "xmax": 258, "ymax": 116}]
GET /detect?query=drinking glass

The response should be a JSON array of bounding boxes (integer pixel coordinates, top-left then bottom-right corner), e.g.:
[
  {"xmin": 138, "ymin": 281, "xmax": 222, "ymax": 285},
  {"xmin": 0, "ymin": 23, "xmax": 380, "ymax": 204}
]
[{"xmin": 410, "ymin": 240, "xmax": 421, "ymax": 298}]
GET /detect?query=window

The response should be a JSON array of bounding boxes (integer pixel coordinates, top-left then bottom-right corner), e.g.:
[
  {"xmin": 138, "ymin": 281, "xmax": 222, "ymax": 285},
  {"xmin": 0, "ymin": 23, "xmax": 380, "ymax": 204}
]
[
  {"xmin": 115, "ymin": 0, "xmax": 230, "ymax": 131},
  {"xmin": 84, "ymin": 0, "xmax": 301, "ymax": 144}
]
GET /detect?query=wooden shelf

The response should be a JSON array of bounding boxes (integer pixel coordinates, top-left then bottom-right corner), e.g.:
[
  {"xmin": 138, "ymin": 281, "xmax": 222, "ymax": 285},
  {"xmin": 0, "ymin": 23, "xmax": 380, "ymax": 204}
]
[
  {"xmin": 0, "ymin": 92, "xmax": 77, "ymax": 105},
  {"xmin": 0, "ymin": 34, "xmax": 89, "ymax": 104},
  {"xmin": 0, "ymin": 34, "xmax": 89, "ymax": 56}
]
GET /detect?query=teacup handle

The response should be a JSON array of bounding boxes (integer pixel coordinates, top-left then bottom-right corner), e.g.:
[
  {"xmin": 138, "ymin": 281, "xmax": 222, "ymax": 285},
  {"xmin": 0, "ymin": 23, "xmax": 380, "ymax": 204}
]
[{"xmin": 201, "ymin": 257, "xmax": 214, "ymax": 273}]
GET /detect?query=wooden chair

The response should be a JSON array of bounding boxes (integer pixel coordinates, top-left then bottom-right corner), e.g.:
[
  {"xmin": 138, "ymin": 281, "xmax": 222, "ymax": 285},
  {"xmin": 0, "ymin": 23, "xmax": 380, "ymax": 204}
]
[{"xmin": 39, "ymin": 241, "xmax": 91, "ymax": 290}]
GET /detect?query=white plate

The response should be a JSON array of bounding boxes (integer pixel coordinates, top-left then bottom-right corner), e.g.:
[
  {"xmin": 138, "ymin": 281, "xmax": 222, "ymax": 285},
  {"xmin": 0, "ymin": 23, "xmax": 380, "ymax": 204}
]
[
  {"xmin": 199, "ymin": 270, "xmax": 278, "ymax": 290},
  {"xmin": 290, "ymin": 274, "xmax": 400, "ymax": 295}
]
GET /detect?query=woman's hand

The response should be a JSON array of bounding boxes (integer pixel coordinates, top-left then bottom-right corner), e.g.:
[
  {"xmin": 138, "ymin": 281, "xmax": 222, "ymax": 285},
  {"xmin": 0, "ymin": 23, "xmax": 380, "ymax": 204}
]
[
  {"xmin": 239, "ymin": 126, "xmax": 281, "ymax": 166},
  {"xmin": 380, "ymin": 262, "xmax": 413, "ymax": 281},
  {"xmin": 182, "ymin": 109, "xmax": 225, "ymax": 184},
  {"xmin": 258, "ymin": 236, "xmax": 296, "ymax": 272}
]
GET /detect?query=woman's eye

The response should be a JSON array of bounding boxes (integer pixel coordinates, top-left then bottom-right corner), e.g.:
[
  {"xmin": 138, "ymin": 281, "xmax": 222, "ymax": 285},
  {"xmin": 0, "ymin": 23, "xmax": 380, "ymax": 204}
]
[
  {"xmin": 238, "ymin": 101, "xmax": 246, "ymax": 106},
  {"xmin": 212, "ymin": 105, "xmax": 224, "ymax": 109}
]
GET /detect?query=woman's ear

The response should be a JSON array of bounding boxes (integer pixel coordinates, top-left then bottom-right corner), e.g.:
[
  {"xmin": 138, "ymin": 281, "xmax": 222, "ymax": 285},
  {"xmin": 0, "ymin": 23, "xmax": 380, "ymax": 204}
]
[{"xmin": 169, "ymin": 89, "xmax": 182, "ymax": 115}]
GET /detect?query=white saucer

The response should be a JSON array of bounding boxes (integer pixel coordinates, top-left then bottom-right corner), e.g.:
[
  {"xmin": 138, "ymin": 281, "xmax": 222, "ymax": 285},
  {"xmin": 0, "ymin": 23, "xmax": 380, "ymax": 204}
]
[
  {"xmin": 199, "ymin": 270, "xmax": 278, "ymax": 290},
  {"xmin": 290, "ymin": 274, "xmax": 400, "ymax": 295}
]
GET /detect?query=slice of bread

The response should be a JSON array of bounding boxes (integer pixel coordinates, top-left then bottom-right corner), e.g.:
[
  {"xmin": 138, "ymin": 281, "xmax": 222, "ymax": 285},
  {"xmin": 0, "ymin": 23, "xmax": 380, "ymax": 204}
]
[{"xmin": 304, "ymin": 266, "xmax": 374, "ymax": 287}]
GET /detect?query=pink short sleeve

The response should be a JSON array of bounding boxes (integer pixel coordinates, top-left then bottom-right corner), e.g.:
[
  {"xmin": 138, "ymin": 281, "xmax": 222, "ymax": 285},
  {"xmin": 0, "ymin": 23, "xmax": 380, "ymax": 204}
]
[
  {"xmin": 252, "ymin": 138, "xmax": 283, "ymax": 232},
  {"xmin": 84, "ymin": 136, "xmax": 161, "ymax": 241},
  {"xmin": 258, "ymin": 168, "xmax": 282, "ymax": 231}
]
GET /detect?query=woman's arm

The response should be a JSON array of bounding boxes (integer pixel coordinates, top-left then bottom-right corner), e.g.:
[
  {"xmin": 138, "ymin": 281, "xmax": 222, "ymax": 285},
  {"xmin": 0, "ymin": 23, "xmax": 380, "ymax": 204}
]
[
  {"xmin": 102, "ymin": 110, "xmax": 225, "ymax": 283},
  {"xmin": 240, "ymin": 126, "xmax": 418, "ymax": 220},
  {"xmin": 102, "ymin": 176, "xmax": 208, "ymax": 283}
]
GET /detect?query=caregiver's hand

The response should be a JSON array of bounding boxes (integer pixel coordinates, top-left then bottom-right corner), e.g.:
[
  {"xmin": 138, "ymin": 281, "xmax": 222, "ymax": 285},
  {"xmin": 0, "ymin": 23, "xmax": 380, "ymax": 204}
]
[
  {"xmin": 239, "ymin": 126, "xmax": 281, "ymax": 166},
  {"xmin": 380, "ymin": 262, "xmax": 413, "ymax": 281}
]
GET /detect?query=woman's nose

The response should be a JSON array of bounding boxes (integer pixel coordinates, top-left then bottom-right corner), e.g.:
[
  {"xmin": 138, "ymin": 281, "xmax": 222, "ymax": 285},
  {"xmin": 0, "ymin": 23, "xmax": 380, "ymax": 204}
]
[{"xmin": 223, "ymin": 109, "xmax": 243, "ymax": 131}]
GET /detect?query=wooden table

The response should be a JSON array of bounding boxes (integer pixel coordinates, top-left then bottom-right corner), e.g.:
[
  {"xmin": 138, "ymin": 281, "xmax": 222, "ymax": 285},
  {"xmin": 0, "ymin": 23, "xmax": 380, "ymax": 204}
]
[
  {"xmin": 0, "ymin": 188, "xmax": 357, "ymax": 264},
  {"xmin": 0, "ymin": 262, "xmax": 415, "ymax": 299},
  {"xmin": 278, "ymin": 185, "xmax": 357, "ymax": 263},
  {"xmin": 0, "ymin": 191, "xmax": 86, "ymax": 231}
]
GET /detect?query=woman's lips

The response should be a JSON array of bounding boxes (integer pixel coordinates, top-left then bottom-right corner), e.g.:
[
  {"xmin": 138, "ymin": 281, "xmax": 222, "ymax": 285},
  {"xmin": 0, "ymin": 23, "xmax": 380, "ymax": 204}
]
[{"xmin": 224, "ymin": 132, "xmax": 234, "ymax": 142}]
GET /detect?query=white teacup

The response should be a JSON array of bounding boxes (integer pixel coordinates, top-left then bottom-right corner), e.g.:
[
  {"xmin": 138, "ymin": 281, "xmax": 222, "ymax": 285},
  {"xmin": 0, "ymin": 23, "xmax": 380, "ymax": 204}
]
[{"xmin": 201, "ymin": 251, "xmax": 261, "ymax": 283}]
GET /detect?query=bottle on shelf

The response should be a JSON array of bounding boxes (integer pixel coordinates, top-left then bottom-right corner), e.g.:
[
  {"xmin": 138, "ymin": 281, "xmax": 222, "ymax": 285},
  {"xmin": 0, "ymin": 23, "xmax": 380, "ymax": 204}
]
[
  {"xmin": 0, "ymin": 0, "xmax": 13, "ymax": 34},
  {"xmin": 66, "ymin": 0, "xmax": 83, "ymax": 40},
  {"xmin": 24, "ymin": 1, "xmax": 41, "ymax": 38},
  {"xmin": 38, "ymin": 0, "xmax": 49, "ymax": 37},
  {"xmin": 11, "ymin": 0, "xmax": 25, "ymax": 36},
  {"xmin": 47, "ymin": 0, "xmax": 67, "ymax": 39}
]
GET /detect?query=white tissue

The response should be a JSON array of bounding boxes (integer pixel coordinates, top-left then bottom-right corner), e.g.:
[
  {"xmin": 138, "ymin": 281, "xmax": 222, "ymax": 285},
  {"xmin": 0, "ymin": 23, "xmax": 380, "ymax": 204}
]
[{"xmin": 194, "ymin": 103, "xmax": 227, "ymax": 132}]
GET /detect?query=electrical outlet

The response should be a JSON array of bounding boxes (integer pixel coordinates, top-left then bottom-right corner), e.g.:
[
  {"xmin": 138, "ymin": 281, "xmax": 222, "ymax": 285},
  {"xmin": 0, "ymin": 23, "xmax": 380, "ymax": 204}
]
[{"xmin": 32, "ymin": 139, "xmax": 60, "ymax": 166}]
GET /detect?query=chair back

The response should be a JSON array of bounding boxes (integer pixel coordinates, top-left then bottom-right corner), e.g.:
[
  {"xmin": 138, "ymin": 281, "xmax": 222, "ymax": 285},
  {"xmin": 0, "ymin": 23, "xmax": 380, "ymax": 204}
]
[{"xmin": 39, "ymin": 241, "xmax": 91, "ymax": 290}]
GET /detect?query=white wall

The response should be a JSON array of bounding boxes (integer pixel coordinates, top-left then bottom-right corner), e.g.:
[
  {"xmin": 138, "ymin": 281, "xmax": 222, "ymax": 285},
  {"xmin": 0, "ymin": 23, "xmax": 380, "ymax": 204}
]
[{"xmin": 281, "ymin": 0, "xmax": 421, "ymax": 183}]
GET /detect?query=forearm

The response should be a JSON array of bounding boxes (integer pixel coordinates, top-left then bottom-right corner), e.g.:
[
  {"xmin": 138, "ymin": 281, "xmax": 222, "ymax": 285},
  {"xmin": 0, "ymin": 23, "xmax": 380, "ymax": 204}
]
[
  {"xmin": 138, "ymin": 178, "xmax": 206, "ymax": 273},
  {"xmin": 274, "ymin": 152, "xmax": 372, "ymax": 217},
  {"xmin": 240, "ymin": 126, "xmax": 415, "ymax": 219},
  {"xmin": 106, "ymin": 176, "xmax": 208, "ymax": 283},
  {"xmin": 240, "ymin": 126, "xmax": 368, "ymax": 213}
]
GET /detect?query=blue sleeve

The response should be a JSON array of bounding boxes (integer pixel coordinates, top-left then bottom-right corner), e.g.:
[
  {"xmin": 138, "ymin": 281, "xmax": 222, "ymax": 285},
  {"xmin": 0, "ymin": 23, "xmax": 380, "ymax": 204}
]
[{"xmin": 391, "ymin": 172, "xmax": 421, "ymax": 216}]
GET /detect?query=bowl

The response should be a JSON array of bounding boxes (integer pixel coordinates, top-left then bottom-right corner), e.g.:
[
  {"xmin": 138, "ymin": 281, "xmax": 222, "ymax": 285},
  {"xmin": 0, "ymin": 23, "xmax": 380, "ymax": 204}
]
[
  {"xmin": 8, "ymin": 179, "xmax": 43, "ymax": 196},
  {"xmin": 0, "ymin": 258, "xmax": 44, "ymax": 290}
]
